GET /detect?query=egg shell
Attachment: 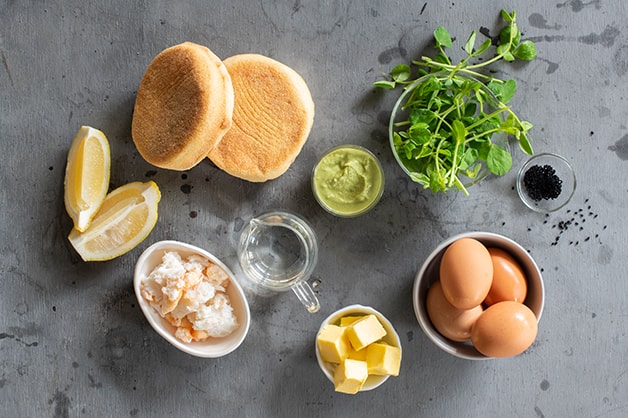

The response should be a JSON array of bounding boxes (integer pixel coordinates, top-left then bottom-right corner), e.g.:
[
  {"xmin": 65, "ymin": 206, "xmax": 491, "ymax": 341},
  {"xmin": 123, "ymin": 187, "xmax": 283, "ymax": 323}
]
[
  {"xmin": 484, "ymin": 247, "xmax": 528, "ymax": 306},
  {"xmin": 426, "ymin": 281, "xmax": 483, "ymax": 342},
  {"xmin": 439, "ymin": 238, "xmax": 493, "ymax": 310},
  {"xmin": 471, "ymin": 301, "xmax": 538, "ymax": 358}
]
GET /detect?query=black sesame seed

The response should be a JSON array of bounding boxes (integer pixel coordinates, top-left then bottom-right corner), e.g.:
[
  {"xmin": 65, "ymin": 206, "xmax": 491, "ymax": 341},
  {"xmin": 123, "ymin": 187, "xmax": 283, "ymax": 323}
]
[{"xmin": 523, "ymin": 164, "xmax": 562, "ymax": 201}]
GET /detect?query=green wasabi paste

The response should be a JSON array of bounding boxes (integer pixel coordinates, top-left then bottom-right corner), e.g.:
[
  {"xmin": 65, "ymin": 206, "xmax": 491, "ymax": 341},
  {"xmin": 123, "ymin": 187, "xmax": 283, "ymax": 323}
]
[{"xmin": 313, "ymin": 146, "xmax": 384, "ymax": 217}]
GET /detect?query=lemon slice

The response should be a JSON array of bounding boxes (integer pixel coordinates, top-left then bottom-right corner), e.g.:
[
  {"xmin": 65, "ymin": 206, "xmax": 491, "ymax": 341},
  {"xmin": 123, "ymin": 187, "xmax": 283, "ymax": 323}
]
[
  {"xmin": 68, "ymin": 181, "xmax": 161, "ymax": 261},
  {"xmin": 64, "ymin": 126, "xmax": 111, "ymax": 232}
]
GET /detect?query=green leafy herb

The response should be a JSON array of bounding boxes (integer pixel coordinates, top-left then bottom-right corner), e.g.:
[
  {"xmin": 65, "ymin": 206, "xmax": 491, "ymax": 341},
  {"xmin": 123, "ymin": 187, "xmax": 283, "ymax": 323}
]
[{"xmin": 375, "ymin": 9, "xmax": 536, "ymax": 195}]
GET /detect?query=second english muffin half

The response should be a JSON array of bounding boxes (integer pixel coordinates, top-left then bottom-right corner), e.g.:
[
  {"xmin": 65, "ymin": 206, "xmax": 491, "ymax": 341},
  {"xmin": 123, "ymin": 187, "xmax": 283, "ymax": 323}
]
[{"xmin": 208, "ymin": 54, "xmax": 315, "ymax": 182}]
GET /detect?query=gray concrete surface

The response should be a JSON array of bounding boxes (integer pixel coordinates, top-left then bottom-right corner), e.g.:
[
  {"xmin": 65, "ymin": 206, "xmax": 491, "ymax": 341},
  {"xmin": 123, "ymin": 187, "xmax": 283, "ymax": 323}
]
[{"xmin": 1, "ymin": 1, "xmax": 626, "ymax": 417}]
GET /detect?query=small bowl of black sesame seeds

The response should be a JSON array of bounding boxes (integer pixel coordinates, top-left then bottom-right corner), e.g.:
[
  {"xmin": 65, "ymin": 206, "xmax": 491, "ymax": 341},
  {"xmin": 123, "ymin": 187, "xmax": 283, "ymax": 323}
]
[{"xmin": 516, "ymin": 153, "xmax": 576, "ymax": 213}]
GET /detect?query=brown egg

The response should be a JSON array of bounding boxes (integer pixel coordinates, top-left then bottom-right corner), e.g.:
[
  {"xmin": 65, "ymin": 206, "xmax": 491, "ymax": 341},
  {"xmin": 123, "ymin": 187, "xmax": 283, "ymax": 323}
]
[
  {"xmin": 440, "ymin": 238, "xmax": 493, "ymax": 310},
  {"xmin": 426, "ymin": 281, "xmax": 483, "ymax": 342},
  {"xmin": 484, "ymin": 247, "xmax": 528, "ymax": 306},
  {"xmin": 471, "ymin": 301, "xmax": 538, "ymax": 358}
]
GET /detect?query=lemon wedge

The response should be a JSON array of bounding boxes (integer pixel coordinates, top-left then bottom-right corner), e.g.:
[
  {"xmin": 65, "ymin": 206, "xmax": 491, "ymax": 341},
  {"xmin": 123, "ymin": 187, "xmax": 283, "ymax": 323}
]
[
  {"xmin": 64, "ymin": 126, "xmax": 111, "ymax": 232},
  {"xmin": 68, "ymin": 181, "xmax": 161, "ymax": 261}
]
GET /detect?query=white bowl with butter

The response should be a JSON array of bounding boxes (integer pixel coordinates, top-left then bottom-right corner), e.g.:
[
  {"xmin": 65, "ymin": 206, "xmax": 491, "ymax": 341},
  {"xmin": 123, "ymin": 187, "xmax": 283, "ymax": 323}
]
[
  {"xmin": 134, "ymin": 240, "xmax": 251, "ymax": 358},
  {"xmin": 315, "ymin": 304, "xmax": 402, "ymax": 393}
]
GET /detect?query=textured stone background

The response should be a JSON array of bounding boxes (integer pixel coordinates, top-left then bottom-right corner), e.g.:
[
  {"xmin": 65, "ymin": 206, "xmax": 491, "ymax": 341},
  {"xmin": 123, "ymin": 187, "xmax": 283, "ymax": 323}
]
[{"xmin": 1, "ymin": 1, "xmax": 626, "ymax": 416}]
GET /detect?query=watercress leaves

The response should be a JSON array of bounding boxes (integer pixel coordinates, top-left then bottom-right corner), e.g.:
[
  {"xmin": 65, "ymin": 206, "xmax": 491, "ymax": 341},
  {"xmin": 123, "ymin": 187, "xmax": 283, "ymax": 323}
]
[
  {"xmin": 434, "ymin": 27, "xmax": 453, "ymax": 49},
  {"xmin": 513, "ymin": 40, "xmax": 537, "ymax": 61},
  {"xmin": 373, "ymin": 64, "xmax": 411, "ymax": 89},
  {"xmin": 464, "ymin": 31, "xmax": 477, "ymax": 55},
  {"xmin": 374, "ymin": 9, "xmax": 537, "ymax": 195},
  {"xmin": 486, "ymin": 144, "xmax": 512, "ymax": 175},
  {"xmin": 487, "ymin": 79, "xmax": 517, "ymax": 103}
]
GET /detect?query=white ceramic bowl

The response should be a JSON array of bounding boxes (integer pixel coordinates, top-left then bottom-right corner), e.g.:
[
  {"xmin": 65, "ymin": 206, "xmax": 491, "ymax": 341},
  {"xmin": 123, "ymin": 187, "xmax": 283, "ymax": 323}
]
[
  {"xmin": 134, "ymin": 240, "xmax": 251, "ymax": 358},
  {"xmin": 412, "ymin": 232, "xmax": 544, "ymax": 360},
  {"xmin": 315, "ymin": 304, "xmax": 402, "ymax": 392}
]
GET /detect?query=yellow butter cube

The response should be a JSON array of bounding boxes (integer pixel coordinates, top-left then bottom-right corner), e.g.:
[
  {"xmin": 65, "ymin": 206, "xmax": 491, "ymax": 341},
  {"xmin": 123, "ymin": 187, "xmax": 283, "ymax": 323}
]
[
  {"xmin": 334, "ymin": 359, "xmax": 368, "ymax": 394},
  {"xmin": 347, "ymin": 346, "xmax": 367, "ymax": 361},
  {"xmin": 317, "ymin": 324, "xmax": 350, "ymax": 364},
  {"xmin": 346, "ymin": 314, "xmax": 387, "ymax": 351},
  {"xmin": 366, "ymin": 342, "xmax": 401, "ymax": 376},
  {"xmin": 339, "ymin": 315, "xmax": 363, "ymax": 327}
]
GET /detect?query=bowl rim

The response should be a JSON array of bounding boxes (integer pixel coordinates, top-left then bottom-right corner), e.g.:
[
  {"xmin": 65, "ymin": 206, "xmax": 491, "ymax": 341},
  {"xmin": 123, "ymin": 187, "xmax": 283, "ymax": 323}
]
[
  {"xmin": 412, "ymin": 231, "xmax": 545, "ymax": 360},
  {"xmin": 516, "ymin": 152, "xmax": 576, "ymax": 213},
  {"xmin": 311, "ymin": 144, "xmax": 385, "ymax": 218},
  {"xmin": 133, "ymin": 240, "xmax": 251, "ymax": 358},
  {"xmin": 315, "ymin": 304, "xmax": 402, "ymax": 391}
]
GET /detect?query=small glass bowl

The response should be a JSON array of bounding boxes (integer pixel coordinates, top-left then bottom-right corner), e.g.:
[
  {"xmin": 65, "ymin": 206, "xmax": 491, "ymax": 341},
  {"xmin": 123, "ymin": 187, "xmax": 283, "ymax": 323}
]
[
  {"xmin": 516, "ymin": 153, "xmax": 576, "ymax": 213},
  {"xmin": 389, "ymin": 72, "xmax": 511, "ymax": 191},
  {"xmin": 311, "ymin": 145, "xmax": 384, "ymax": 218}
]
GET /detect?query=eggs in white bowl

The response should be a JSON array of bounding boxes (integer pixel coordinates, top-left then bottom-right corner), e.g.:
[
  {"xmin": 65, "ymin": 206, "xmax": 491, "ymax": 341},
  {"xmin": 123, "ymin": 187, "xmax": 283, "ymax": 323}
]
[
  {"xmin": 134, "ymin": 240, "xmax": 251, "ymax": 358},
  {"xmin": 413, "ymin": 232, "xmax": 544, "ymax": 360}
]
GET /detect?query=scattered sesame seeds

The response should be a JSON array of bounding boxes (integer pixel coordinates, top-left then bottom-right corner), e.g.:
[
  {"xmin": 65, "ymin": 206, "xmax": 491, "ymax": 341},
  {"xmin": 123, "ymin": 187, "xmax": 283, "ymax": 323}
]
[{"xmin": 541, "ymin": 197, "xmax": 606, "ymax": 247}]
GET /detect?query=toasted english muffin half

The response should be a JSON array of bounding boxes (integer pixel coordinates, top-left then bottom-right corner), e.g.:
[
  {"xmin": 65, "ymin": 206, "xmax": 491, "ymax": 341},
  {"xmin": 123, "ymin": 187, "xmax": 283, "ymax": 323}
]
[
  {"xmin": 208, "ymin": 54, "xmax": 315, "ymax": 182},
  {"xmin": 132, "ymin": 42, "xmax": 234, "ymax": 171}
]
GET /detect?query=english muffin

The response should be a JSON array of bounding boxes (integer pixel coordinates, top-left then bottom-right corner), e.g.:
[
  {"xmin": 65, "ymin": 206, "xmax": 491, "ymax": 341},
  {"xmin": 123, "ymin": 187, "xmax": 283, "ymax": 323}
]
[
  {"xmin": 208, "ymin": 54, "xmax": 315, "ymax": 182},
  {"xmin": 132, "ymin": 42, "xmax": 234, "ymax": 171}
]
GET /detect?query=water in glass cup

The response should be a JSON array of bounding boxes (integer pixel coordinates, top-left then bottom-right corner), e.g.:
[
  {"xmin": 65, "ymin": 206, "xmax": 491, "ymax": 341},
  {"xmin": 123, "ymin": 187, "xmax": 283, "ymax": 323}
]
[{"xmin": 238, "ymin": 211, "xmax": 320, "ymax": 313}]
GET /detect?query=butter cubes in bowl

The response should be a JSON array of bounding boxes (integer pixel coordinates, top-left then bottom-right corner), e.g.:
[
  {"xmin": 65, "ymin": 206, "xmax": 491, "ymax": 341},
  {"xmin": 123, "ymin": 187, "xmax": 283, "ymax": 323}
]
[{"xmin": 315, "ymin": 304, "xmax": 402, "ymax": 394}]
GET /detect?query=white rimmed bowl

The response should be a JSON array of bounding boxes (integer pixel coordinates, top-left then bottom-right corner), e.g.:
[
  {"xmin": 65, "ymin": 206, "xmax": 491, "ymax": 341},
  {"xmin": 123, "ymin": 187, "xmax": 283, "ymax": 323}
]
[
  {"xmin": 133, "ymin": 240, "xmax": 251, "ymax": 358},
  {"xmin": 412, "ymin": 232, "xmax": 544, "ymax": 360},
  {"xmin": 315, "ymin": 304, "xmax": 402, "ymax": 392}
]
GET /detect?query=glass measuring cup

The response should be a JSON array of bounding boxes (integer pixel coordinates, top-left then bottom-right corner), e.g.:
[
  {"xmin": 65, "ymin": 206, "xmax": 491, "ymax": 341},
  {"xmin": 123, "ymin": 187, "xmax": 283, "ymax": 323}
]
[{"xmin": 237, "ymin": 211, "xmax": 320, "ymax": 313}]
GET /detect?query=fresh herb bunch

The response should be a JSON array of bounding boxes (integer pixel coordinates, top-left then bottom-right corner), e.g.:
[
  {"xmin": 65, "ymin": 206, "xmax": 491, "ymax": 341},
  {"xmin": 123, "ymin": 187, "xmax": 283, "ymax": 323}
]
[{"xmin": 375, "ymin": 10, "xmax": 537, "ymax": 195}]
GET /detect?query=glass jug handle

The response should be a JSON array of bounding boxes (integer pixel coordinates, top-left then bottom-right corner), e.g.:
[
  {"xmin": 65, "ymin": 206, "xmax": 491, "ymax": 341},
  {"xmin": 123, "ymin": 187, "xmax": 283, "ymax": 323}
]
[{"xmin": 291, "ymin": 281, "xmax": 320, "ymax": 313}]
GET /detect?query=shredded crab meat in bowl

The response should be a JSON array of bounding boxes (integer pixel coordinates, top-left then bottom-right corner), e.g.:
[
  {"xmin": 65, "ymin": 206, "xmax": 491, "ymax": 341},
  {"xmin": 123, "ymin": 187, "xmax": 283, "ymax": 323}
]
[{"xmin": 140, "ymin": 251, "xmax": 239, "ymax": 342}]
